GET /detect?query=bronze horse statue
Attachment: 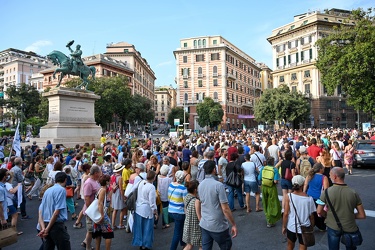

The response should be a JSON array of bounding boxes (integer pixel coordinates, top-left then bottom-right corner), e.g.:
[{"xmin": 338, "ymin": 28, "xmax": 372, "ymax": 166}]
[{"xmin": 47, "ymin": 50, "xmax": 96, "ymax": 90}]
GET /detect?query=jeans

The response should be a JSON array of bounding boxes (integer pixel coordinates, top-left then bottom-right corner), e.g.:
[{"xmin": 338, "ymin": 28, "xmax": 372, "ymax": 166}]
[
  {"xmin": 201, "ymin": 227, "xmax": 232, "ymax": 250},
  {"xmin": 169, "ymin": 213, "xmax": 185, "ymax": 250},
  {"xmin": 327, "ymin": 226, "xmax": 357, "ymax": 250},
  {"xmin": 227, "ymin": 185, "xmax": 244, "ymax": 210}
]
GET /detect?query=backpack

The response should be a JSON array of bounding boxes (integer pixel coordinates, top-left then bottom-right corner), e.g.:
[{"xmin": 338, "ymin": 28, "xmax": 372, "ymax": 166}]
[
  {"xmin": 196, "ymin": 159, "xmax": 207, "ymax": 183},
  {"xmin": 299, "ymin": 157, "xmax": 312, "ymax": 177},
  {"xmin": 261, "ymin": 166, "xmax": 275, "ymax": 187},
  {"xmin": 125, "ymin": 176, "xmax": 143, "ymax": 211},
  {"xmin": 190, "ymin": 145, "xmax": 196, "ymax": 152},
  {"xmin": 109, "ymin": 174, "xmax": 117, "ymax": 192}
]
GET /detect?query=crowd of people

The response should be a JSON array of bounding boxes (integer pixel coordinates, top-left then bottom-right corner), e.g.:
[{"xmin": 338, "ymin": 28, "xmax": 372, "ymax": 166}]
[{"xmin": 0, "ymin": 126, "xmax": 371, "ymax": 250}]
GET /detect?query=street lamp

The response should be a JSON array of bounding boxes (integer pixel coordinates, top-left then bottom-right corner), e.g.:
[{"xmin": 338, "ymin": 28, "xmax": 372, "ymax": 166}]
[{"xmin": 20, "ymin": 103, "xmax": 24, "ymax": 139}]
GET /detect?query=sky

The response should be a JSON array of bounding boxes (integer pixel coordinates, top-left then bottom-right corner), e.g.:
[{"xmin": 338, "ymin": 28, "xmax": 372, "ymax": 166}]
[{"xmin": 0, "ymin": 0, "xmax": 373, "ymax": 87}]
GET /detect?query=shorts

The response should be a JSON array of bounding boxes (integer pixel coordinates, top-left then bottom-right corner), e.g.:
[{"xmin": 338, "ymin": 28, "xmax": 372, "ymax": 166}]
[
  {"xmin": 92, "ymin": 230, "xmax": 114, "ymax": 239},
  {"xmin": 287, "ymin": 229, "xmax": 304, "ymax": 245},
  {"xmin": 86, "ymin": 215, "xmax": 93, "ymax": 232},
  {"xmin": 7, "ymin": 205, "xmax": 17, "ymax": 216},
  {"xmin": 280, "ymin": 179, "xmax": 293, "ymax": 190},
  {"xmin": 244, "ymin": 181, "xmax": 259, "ymax": 193}
]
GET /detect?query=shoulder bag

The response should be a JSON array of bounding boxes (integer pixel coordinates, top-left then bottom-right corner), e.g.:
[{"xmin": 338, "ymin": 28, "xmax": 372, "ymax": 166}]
[
  {"xmin": 85, "ymin": 188, "xmax": 107, "ymax": 223},
  {"xmin": 325, "ymin": 189, "xmax": 363, "ymax": 248},
  {"xmin": 125, "ymin": 175, "xmax": 144, "ymax": 211},
  {"xmin": 225, "ymin": 161, "xmax": 243, "ymax": 188},
  {"xmin": 254, "ymin": 153, "xmax": 263, "ymax": 185},
  {"xmin": 284, "ymin": 162, "xmax": 293, "ymax": 181},
  {"xmin": 290, "ymin": 194, "xmax": 315, "ymax": 247}
]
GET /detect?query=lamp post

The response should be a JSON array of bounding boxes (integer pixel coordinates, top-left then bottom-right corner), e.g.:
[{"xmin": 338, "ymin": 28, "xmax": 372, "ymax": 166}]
[{"xmin": 20, "ymin": 103, "xmax": 24, "ymax": 139}]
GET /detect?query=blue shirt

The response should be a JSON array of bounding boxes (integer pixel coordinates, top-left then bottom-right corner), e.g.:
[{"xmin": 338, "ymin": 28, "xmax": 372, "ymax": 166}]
[
  {"xmin": 0, "ymin": 182, "xmax": 8, "ymax": 220},
  {"xmin": 46, "ymin": 144, "xmax": 53, "ymax": 156},
  {"xmin": 182, "ymin": 148, "xmax": 192, "ymax": 162},
  {"xmin": 168, "ymin": 183, "xmax": 187, "ymax": 214},
  {"xmin": 39, "ymin": 184, "xmax": 68, "ymax": 223}
]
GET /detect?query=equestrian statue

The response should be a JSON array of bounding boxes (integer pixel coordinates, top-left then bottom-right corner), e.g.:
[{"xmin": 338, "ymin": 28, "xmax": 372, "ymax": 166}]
[{"xmin": 47, "ymin": 40, "xmax": 96, "ymax": 90}]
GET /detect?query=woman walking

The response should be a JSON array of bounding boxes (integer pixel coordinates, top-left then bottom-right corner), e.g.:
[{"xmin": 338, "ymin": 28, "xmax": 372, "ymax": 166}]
[
  {"xmin": 182, "ymin": 180, "xmax": 202, "ymax": 250},
  {"xmin": 111, "ymin": 163, "xmax": 126, "ymax": 229},
  {"xmin": 132, "ymin": 171, "xmax": 158, "ymax": 250},
  {"xmin": 344, "ymin": 140, "xmax": 354, "ymax": 175},
  {"xmin": 282, "ymin": 175, "xmax": 316, "ymax": 250}
]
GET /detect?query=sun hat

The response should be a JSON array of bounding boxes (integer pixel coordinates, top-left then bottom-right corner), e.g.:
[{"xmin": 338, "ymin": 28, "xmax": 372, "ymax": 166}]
[
  {"xmin": 113, "ymin": 163, "xmax": 125, "ymax": 172},
  {"xmin": 292, "ymin": 175, "xmax": 305, "ymax": 186}
]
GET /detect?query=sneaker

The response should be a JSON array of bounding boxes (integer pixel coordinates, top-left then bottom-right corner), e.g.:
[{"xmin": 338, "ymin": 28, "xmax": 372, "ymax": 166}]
[
  {"xmin": 267, "ymin": 223, "xmax": 275, "ymax": 228},
  {"xmin": 21, "ymin": 216, "xmax": 32, "ymax": 220},
  {"xmin": 123, "ymin": 215, "xmax": 127, "ymax": 221}
]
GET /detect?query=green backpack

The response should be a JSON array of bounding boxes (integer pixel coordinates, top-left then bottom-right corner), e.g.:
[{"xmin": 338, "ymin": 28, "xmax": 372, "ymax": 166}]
[{"xmin": 262, "ymin": 166, "xmax": 275, "ymax": 187}]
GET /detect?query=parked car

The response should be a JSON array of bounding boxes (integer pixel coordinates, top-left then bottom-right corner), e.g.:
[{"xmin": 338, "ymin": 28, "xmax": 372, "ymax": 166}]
[{"xmin": 353, "ymin": 140, "xmax": 375, "ymax": 168}]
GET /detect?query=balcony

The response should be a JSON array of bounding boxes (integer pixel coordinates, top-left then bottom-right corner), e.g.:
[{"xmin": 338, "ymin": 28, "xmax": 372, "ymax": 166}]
[
  {"xmin": 213, "ymin": 72, "xmax": 218, "ymax": 77},
  {"xmin": 242, "ymin": 101, "xmax": 253, "ymax": 108},
  {"xmin": 183, "ymin": 75, "xmax": 188, "ymax": 79},
  {"xmin": 226, "ymin": 73, "xmax": 236, "ymax": 80},
  {"xmin": 277, "ymin": 65, "xmax": 285, "ymax": 70},
  {"xmin": 198, "ymin": 73, "xmax": 203, "ymax": 78}
]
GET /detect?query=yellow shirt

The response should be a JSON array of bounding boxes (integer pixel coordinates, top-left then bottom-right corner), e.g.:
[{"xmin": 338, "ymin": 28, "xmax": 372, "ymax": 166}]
[
  {"xmin": 122, "ymin": 168, "xmax": 132, "ymax": 190},
  {"xmin": 100, "ymin": 136, "xmax": 106, "ymax": 145}
]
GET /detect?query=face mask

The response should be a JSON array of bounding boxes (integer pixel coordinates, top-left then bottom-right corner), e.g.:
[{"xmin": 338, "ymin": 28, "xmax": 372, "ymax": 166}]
[{"xmin": 6, "ymin": 175, "xmax": 10, "ymax": 181}]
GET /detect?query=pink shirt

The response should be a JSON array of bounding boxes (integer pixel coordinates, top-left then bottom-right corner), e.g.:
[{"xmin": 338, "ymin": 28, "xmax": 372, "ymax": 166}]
[{"xmin": 83, "ymin": 177, "xmax": 100, "ymax": 214}]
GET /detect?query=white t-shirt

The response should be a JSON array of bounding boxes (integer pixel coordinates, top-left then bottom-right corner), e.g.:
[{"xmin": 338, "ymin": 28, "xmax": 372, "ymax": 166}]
[
  {"xmin": 241, "ymin": 161, "xmax": 257, "ymax": 182},
  {"xmin": 268, "ymin": 145, "xmax": 280, "ymax": 163},
  {"xmin": 287, "ymin": 193, "xmax": 316, "ymax": 233},
  {"xmin": 250, "ymin": 152, "xmax": 266, "ymax": 170},
  {"xmin": 5, "ymin": 182, "xmax": 14, "ymax": 204}
]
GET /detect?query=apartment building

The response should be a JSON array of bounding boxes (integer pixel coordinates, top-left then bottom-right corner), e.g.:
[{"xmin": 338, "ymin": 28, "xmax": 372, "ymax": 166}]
[
  {"xmin": 258, "ymin": 63, "xmax": 273, "ymax": 91},
  {"xmin": 0, "ymin": 48, "xmax": 51, "ymax": 92},
  {"xmin": 154, "ymin": 86, "xmax": 176, "ymax": 123},
  {"xmin": 267, "ymin": 8, "xmax": 367, "ymax": 128},
  {"xmin": 174, "ymin": 36, "xmax": 261, "ymax": 130},
  {"xmin": 41, "ymin": 54, "xmax": 134, "ymax": 89},
  {"xmin": 104, "ymin": 42, "xmax": 156, "ymax": 105}
]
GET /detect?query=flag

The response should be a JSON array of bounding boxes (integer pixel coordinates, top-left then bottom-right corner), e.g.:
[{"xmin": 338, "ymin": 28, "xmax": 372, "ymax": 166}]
[{"xmin": 12, "ymin": 123, "xmax": 21, "ymax": 157}]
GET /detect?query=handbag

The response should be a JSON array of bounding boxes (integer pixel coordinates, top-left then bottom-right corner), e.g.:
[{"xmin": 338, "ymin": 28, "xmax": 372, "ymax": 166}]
[
  {"xmin": 85, "ymin": 188, "xmax": 106, "ymax": 223},
  {"xmin": 290, "ymin": 194, "xmax": 315, "ymax": 247},
  {"xmin": 284, "ymin": 162, "xmax": 293, "ymax": 181},
  {"xmin": 226, "ymin": 170, "xmax": 243, "ymax": 188},
  {"xmin": 65, "ymin": 187, "xmax": 74, "ymax": 198},
  {"xmin": 0, "ymin": 224, "xmax": 18, "ymax": 248},
  {"xmin": 325, "ymin": 189, "xmax": 363, "ymax": 247}
]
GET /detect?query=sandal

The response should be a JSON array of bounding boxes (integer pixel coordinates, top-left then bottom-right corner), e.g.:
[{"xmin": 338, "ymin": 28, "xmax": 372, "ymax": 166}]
[
  {"xmin": 17, "ymin": 231, "xmax": 23, "ymax": 235},
  {"xmin": 162, "ymin": 224, "xmax": 170, "ymax": 229},
  {"xmin": 256, "ymin": 208, "xmax": 263, "ymax": 212},
  {"xmin": 73, "ymin": 222, "xmax": 83, "ymax": 229},
  {"xmin": 80, "ymin": 242, "xmax": 94, "ymax": 249},
  {"xmin": 247, "ymin": 209, "xmax": 252, "ymax": 213},
  {"xmin": 72, "ymin": 214, "xmax": 78, "ymax": 220},
  {"xmin": 116, "ymin": 225, "xmax": 125, "ymax": 229}
]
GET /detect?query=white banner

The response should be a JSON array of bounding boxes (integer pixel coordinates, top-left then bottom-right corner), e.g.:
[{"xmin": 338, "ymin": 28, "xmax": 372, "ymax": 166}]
[{"xmin": 12, "ymin": 123, "xmax": 21, "ymax": 157}]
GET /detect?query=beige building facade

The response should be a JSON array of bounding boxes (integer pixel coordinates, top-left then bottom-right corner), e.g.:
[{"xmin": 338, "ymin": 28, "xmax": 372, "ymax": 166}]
[
  {"xmin": 267, "ymin": 8, "xmax": 367, "ymax": 128},
  {"xmin": 104, "ymin": 42, "xmax": 156, "ymax": 105},
  {"xmin": 154, "ymin": 86, "xmax": 176, "ymax": 123},
  {"xmin": 258, "ymin": 63, "xmax": 273, "ymax": 91},
  {"xmin": 174, "ymin": 36, "xmax": 261, "ymax": 130}
]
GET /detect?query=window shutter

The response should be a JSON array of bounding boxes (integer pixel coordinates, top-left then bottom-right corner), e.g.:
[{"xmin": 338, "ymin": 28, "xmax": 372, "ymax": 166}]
[
  {"xmin": 276, "ymin": 58, "xmax": 279, "ymax": 67},
  {"xmin": 309, "ymin": 49, "xmax": 313, "ymax": 59},
  {"xmin": 288, "ymin": 55, "xmax": 291, "ymax": 64},
  {"xmin": 300, "ymin": 38, "xmax": 304, "ymax": 45},
  {"xmin": 288, "ymin": 42, "xmax": 291, "ymax": 49},
  {"xmin": 301, "ymin": 51, "xmax": 304, "ymax": 60},
  {"xmin": 188, "ymin": 68, "xmax": 190, "ymax": 76},
  {"xmin": 181, "ymin": 68, "xmax": 183, "ymax": 75},
  {"xmin": 296, "ymin": 53, "xmax": 299, "ymax": 62},
  {"xmin": 295, "ymin": 40, "xmax": 298, "ymax": 47},
  {"xmin": 283, "ymin": 56, "xmax": 286, "ymax": 65}
]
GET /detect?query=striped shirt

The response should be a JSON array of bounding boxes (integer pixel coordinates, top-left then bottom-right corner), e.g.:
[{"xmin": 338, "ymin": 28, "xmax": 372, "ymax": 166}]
[{"xmin": 168, "ymin": 182, "xmax": 187, "ymax": 214}]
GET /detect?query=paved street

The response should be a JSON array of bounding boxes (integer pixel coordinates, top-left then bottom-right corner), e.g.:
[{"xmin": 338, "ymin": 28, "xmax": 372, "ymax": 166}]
[{"xmin": 6, "ymin": 167, "xmax": 375, "ymax": 250}]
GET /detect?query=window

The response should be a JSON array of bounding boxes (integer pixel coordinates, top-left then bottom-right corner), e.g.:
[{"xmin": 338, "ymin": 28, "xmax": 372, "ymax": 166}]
[
  {"xmin": 288, "ymin": 55, "xmax": 291, "ymax": 64},
  {"xmin": 198, "ymin": 39, "xmax": 201, "ymax": 47},
  {"xmin": 198, "ymin": 80, "xmax": 203, "ymax": 87},
  {"xmin": 124, "ymin": 49, "xmax": 129, "ymax": 53},
  {"xmin": 280, "ymin": 76, "xmax": 284, "ymax": 82},
  {"xmin": 296, "ymin": 53, "xmax": 299, "ymax": 62},
  {"xmin": 341, "ymin": 113, "xmax": 346, "ymax": 121},
  {"xmin": 183, "ymin": 42, "xmax": 187, "ymax": 48},
  {"xmin": 305, "ymin": 84, "xmax": 310, "ymax": 93},
  {"xmin": 211, "ymin": 53, "xmax": 220, "ymax": 60},
  {"xmin": 309, "ymin": 49, "xmax": 313, "ymax": 59},
  {"xmin": 196, "ymin": 54, "xmax": 205, "ymax": 62},
  {"xmin": 193, "ymin": 40, "xmax": 197, "ymax": 47},
  {"xmin": 340, "ymin": 101, "xmax": 346, "ymax": 109},
  {"xmin": 327, "ymin": 113, "xmax": 333, "ymax": 121},
  {"xmin": 292, "ymin": 86, "xmax": 297, "ymax": 92},
  {"xmin": 184, "ymin": 93, "xmax": 188, "ymax": 101},
  {"xmin": 291, "ymin": 73, "xmax": 297, "ymax": 80},
  {"xmin": 213, "ymin": 66, "xmax": 217, "ymax": 76},
  {"xmin": 304, "ymin": 70, "xmax": 310, "ymax": 77},
  {"xmin": 213, "ymin": 79, "xmax": 218, "ymax": 86},
  {"xmin": 183, "ymin": 56, "xmax": 187, "ymax": 63},
  {"xmin": 214, "ymin": 92, "xmax": 218, "ymax": 100},
  {"xmin": 202, "ymin": 39, "xmax": 206, "ymax": 47},
  {"xmin": 276, "ymin": 58, "xmax": 279, "ymax": 67},
  {"xmin": 213, "ymin": 40, "xmax": 217, "ymax": 45},
  {"xmin": 326, "ymin": 100, "xmax": 332, "ymax": 108},
  {"xmin": 198, "ymin": 67, "xmax": 203, "ymax": 76},
  {"xmin": 184, "ymin": 81, "xmax": 188, "ymax": 88}
]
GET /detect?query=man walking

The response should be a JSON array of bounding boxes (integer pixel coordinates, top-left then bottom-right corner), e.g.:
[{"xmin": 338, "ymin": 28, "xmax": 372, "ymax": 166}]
[
  {"xmin": 10, "ymin": 157, "xmax": 30, "ymax": 220},
  {"xmin": 37, "ymin": 172, "xmax": 71, "ymax": 250},
  {"xmin": 198, "ymin": 160, "xmax": 237, "ymax": 250},
  {"xmin": 317, "ymin": 167, "xmax": 366, "ymax": 250}
]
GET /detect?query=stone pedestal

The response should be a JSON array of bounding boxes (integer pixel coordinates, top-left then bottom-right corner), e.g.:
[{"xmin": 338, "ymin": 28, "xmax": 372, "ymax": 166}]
[{"xmin": 39, "ymin": 87, "xmax": 102, "ymax": 146}]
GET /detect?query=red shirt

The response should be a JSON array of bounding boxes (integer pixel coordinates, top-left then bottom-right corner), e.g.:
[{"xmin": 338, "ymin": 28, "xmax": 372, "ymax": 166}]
[
  {"xmin": 307, "ymin": 144, "xmax": 321, "ymax": 160},
  {"xmin": 227, "ymin": 146, "xmax": 238, "ymax": 162}
]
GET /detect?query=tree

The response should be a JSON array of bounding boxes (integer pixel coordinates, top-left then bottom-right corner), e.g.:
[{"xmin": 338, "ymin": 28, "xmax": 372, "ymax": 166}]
[
  {"xmin": 196, "ymin": 97, "xmax": 224, "ymax": 128},
  {"xmin": 316, "ymin": 8, "xmax": 375, "ymax": 113},
  {"xmin": 167, "ymin": 107, "xmax": 187, "ymax": 126},
  {"xmin": 254, "ymin": 84, "xmax": 310, "ymax": 126},
  {"xmin": 127, "ymin": 94, "xmax": 154, "ymax": 126}
]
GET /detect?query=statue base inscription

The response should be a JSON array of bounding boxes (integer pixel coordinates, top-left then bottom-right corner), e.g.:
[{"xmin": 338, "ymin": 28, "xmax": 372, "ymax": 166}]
[{"xmin": 39, "ymin": 87, "xmax": 102, "ymax": 146}]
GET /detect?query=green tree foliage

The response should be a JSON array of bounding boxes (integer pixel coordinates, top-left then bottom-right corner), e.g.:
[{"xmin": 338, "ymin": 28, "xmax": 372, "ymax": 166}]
[
  {"xmin": 127, "ymin": 94, "xmax": 155, "ymax": 126},
  {"xmin": 196, "ymin": 97, "xmax": 224, "ymax": 128},
  {"xmin": 167, "ymin": 107, "xmax": 188, "ymax": 126},
  {"xmin": 316, "ymin": 8, "xmax": 375, "ymax": 112},
  {"xmin": 254, "ymin": 84, "xmax": 310, "ymax": 125}
]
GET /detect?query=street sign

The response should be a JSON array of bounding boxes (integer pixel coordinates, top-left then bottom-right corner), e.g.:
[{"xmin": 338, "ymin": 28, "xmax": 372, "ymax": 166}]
[{"xmin": 174, "ymin": 119, "xmax": 180, "ymax": 126}]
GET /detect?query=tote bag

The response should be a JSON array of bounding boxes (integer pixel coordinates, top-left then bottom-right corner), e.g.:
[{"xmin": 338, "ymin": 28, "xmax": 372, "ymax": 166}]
[{"xmin": 85, "ymin": 188, "xmax": 106, "ymax": 223}]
